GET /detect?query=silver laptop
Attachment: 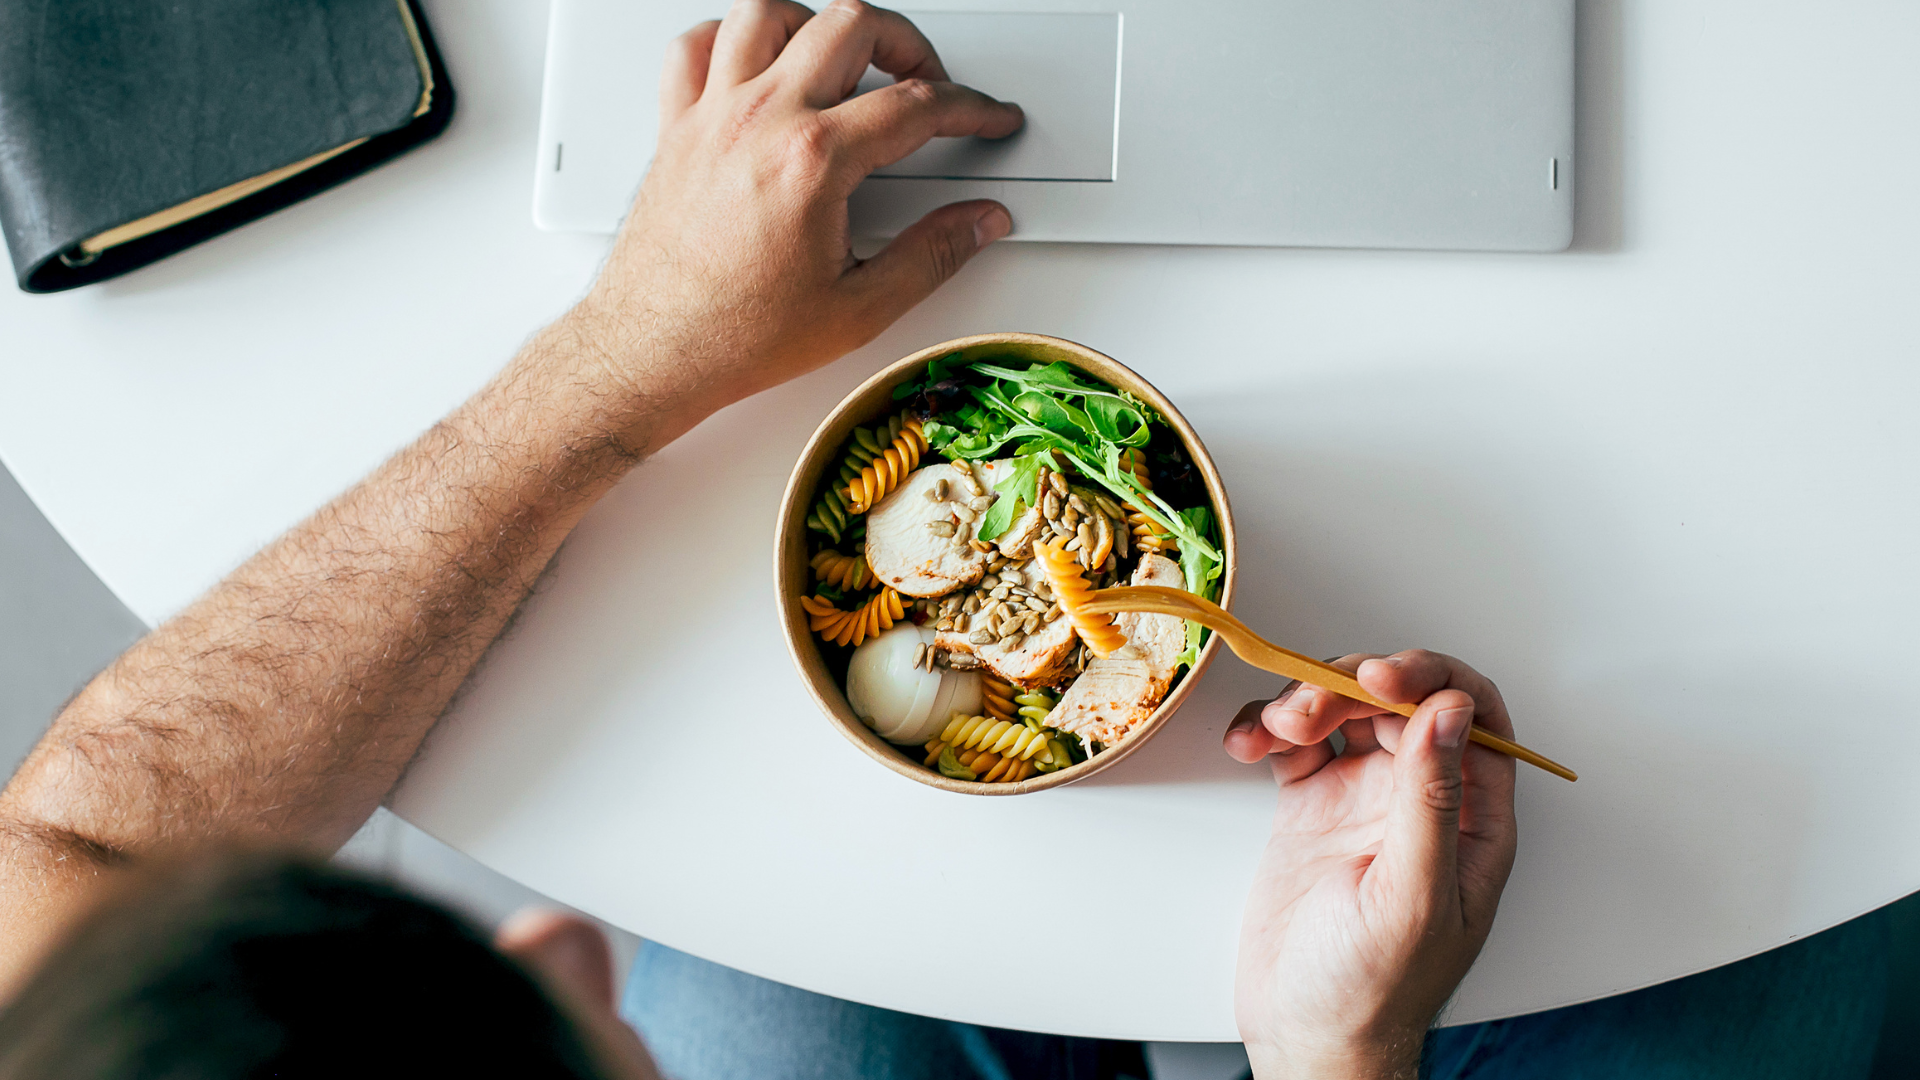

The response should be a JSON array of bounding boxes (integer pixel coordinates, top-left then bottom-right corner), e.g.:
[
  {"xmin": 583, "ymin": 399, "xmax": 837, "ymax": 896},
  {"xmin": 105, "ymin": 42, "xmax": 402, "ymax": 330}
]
[{"xmin": 535, "ymin": 1, "xmax": 1574, "ymax": 252}]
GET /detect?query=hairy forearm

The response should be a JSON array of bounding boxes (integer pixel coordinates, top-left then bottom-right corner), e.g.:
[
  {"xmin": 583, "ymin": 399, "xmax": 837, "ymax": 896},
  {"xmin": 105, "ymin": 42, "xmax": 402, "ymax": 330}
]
[{"xmin": 0, "ymin": 312, "xmax": 684, "ymax": 863}]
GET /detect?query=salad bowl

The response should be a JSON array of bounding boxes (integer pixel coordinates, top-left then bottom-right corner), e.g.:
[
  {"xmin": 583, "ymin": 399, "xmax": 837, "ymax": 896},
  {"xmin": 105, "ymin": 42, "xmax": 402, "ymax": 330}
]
[{"xmin": 776, "ymin": 333, "xmax": 1238, "ymax": 794}]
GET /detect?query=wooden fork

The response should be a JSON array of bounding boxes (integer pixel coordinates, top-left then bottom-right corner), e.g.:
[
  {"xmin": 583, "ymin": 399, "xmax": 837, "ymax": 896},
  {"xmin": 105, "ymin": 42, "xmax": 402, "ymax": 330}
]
[{"xmin": 1078, "ymin": 586, "xmax": 1578, "ymax": 781}]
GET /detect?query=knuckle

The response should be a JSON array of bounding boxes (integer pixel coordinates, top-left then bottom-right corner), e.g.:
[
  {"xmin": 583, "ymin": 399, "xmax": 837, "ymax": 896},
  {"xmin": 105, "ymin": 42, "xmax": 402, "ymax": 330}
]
[
  {"xmin": 825, "ymin": 0, "xmax": 876, "ymax": 21},
  {"xmin": 924, "ymin": 227, "xmax": 968, "ymax": 283},
  {"xmin": 784, "ymin": 118, "xmax": 840, "ymax": 171},
  {"xmin": 1420, "ymin": 774, "xmax": 1465, "ymax": 814},
  {"xmin": 893, "ymin": 77, "xmax": 943, "ymax": 108}
]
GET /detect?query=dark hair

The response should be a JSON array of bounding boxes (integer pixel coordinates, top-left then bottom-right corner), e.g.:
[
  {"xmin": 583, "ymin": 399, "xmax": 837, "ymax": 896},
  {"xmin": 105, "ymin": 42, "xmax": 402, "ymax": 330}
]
[{"xmin": 0, "ymin": 850, "xmax": 609, "ymax": 1079}]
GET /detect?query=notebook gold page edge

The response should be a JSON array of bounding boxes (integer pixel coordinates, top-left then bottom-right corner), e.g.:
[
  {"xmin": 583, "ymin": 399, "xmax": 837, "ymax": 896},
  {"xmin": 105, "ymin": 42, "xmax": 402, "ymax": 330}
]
[{"xmin": 70, "ymin": 0, "xmax": 434, "ymax": 261}]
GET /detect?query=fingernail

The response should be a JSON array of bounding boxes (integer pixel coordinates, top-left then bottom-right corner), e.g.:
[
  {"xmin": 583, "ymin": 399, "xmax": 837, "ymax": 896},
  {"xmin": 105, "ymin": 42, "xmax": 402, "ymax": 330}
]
[
  {"xmin": 1378, "ymin": 654, "xmax": 1404, "ymax": 668},
  {"xmin": 974, "ymin": 206, "xmax": 1011, "ymax": 247},
  {"xmin": 1434, "ymin": 706, "xmax": 1473, "ymax": 748}
]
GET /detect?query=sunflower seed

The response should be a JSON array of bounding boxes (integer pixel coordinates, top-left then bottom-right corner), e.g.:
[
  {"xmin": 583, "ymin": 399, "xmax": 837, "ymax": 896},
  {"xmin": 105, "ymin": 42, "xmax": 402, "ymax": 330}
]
[
  {"xmin": 1048, "ymin": 473, "xmax": 1069, "ymax": 498},
  {"xmin": 990, "ymin": 585, "xmax": 1011, "ymax": 600},
  {"xmin": 1024, "ymin": 597, "xmax": 1048, "ymax": 613},
  {"xmin": 927, "ymin": 520, "xmax": 956, "ymax": 537},
  {"xmin": 964, "ymin": 593, "xmax": 981, "ymax": 613},
  {"xmin": 948, "ymin": 653, "xmax": 982, "ymax": 670},
  {"xmin": 954, "ymin": 613, "xmax": 970, "ymax": 632},
  {"xmin": 1067, "ymin": 494, "xmax": 1090, "ymax": 515},
  {"xmin": 1042, "ymin": 491, "xmax": 1062, "ymax": 521},
  {"xmin": 1077, "ymin": 521, "xmax": 1095, "ymax": 551},
  {"xmin": 1114, "ymin": 520, "xmax": 1130, "ymax": 558},
  {"xmin": 1093, "ymin": 514, "xmax": 1112, "ymax": 560},
  {"xmin": 1045, "ymin": 603, "xmax": 1063, "ymax": 622},
  {"xmin": 933, "ymin": 477, "xmax": 950, "ymax": 501},
  {"xmin": 911, "ymin": 643, "xmax": 927, "ymax": 668},
  {"xmin": 987, "ymin": 553, "xmax": 1008, "ymax": 571},
  {"xmin": 936, "ymin": 617, "xmax": 953, "ymax": 631},
  {"xmin": 969, "ymin": 629, "xmax": 994, "ymax": 645},
  {"xmin": 1093, "ymin": 494, "xmax": 1123, "ymax": 518},
  {"xmin": 968, "ymin": 495, "xmax": 994, "ymax": 513},
  {"xmin": 1065, "ymin": 535, "xmax": 1083, "ymax": 553},
  {"xmin": 969, "ymin": 539, "xmax": 992, "ymax": 553}
]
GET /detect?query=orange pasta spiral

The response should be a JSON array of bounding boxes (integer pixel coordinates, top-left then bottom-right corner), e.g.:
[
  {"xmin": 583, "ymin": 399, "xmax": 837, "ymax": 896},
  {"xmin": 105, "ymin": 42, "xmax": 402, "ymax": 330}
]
[
  {"xmin": 845, "ymin": 416, "xmax": 928, "ymax": 513},
  {"xmin": 1033, "ymin": 537, "xmax": 1128, "ymax": 657},
  {"xmin": 1119, "ymin": 448, "xmax": 1176, "ymax": 555},
  {"xmin": 800, "ymin": 588, "xmax": 906, "ymax": 647},
  {"xmin": 981, "ymin": 674, "xmax": 1018, "ymax": 724},
  {"xmin": 810, "ymin": 549, "xmax": 874, "ymax": 591}
]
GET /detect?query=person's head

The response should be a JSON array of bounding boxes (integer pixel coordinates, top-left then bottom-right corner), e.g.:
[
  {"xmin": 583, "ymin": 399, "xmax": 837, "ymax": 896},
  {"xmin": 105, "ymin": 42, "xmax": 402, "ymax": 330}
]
[{"xmin": 0, "ymin": 849, "xmax": 657, "ymax": 1079}]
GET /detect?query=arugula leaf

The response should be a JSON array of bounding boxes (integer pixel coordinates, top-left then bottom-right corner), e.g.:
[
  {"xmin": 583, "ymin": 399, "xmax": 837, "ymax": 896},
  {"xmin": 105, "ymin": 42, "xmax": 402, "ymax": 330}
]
[
  {"xmin": 1012, "ymin": 390, "xmax": 1096, "ymax": 440},
  {"xmin": 974, "ymin": 453, "xmax": 1045, "ymax": 541},
  {"xmin": 1174, "ymin": 506, "xmax": 1222, "ymax": 671},
  {"xmin": 970, "ymin": 360, "xmax": 1113, "ymax": 398},
  {"xmin": 1084, "ymin": 396, "xmax": 1150, "ymax": 447}
]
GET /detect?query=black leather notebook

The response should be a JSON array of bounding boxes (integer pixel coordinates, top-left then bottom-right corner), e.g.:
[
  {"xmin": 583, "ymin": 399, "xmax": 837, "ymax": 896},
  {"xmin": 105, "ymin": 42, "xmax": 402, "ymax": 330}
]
[{"xmin": 0, "ymin": 0, "xmax": 454, "ymax": 293}]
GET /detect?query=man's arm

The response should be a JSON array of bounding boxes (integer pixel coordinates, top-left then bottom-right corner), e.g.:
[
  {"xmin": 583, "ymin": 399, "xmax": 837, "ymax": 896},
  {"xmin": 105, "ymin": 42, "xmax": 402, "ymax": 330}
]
[{"xmin": 0, "ymin": 0, "xmax": 1020, "ymax": 991}]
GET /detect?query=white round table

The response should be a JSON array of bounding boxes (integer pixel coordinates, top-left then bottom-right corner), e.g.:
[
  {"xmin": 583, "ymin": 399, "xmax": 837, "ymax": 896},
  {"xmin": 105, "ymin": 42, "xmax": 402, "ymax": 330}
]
[{"xmin": 3, "ymin": 0, "xmax": 1917, "ymax": 1041}]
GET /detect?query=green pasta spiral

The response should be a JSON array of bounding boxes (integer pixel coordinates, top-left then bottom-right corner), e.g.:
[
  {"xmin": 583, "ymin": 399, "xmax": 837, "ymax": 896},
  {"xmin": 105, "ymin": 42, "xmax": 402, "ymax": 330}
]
[{"xmin": 806, "ymin": 413, "xmax": 917, "ymax": 542}]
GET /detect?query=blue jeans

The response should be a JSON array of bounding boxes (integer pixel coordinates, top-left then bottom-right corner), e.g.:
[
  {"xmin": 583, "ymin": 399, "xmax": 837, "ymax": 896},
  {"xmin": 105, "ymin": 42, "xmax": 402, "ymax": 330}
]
[{"xmin": 621, "ymin": 909, "xmax": 1889, "ymax": 1080}]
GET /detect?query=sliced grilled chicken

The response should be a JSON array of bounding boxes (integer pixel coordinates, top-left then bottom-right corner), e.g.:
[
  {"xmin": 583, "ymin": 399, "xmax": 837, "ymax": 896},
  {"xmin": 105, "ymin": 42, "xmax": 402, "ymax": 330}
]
[
  {"xmin": 1114, "ymin": 552, "xmax": 1188, "ymax": 683},
  {"xmin": 936, "ymin": 604, "xmax": 1080, "ymax": 688},
  {"xmin": 863, "ymin": 465, "xmax": 989, "ymax": 597},
  {"xmin": 1047, "ymin": 656, "xmax": 1164, "ymax": 749}
]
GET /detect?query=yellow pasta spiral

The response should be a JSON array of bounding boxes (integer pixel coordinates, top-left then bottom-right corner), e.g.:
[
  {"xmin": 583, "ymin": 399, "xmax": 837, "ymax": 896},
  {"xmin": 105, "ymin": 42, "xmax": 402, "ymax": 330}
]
[
  {"xmin": 799, "ymin": 588, "xmax": 906, "ymax": 648},
  {"xmin": 844, "ymin": 415, "xmax": 928, "ymax": 513},
  {"xmin": 923, "ymin": 713, "xmax": 1072, "ymax": 782},
  {"xmin": 1119, "ymin": 447, "xmax": 1176, "ymax": 555},
  {"xmin": 810, "ymin": 549, "xmax": 874, "ymax": 591},
  {"xmin": 981, "ymin": 674, "xmax": 1018, "ymax": 724},
  {"xmin": 1034, "ymin": 537, "xmax": 1128, "ymax": 657}
]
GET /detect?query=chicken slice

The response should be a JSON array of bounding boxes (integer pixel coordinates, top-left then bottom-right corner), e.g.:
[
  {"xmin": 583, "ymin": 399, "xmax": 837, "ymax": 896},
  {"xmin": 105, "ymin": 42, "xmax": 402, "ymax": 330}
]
[
  {"xmin": 863, "ymin": 465, "xmax": 988, "ymax": 597},
  {"xmin": 936, "ymin": 605, "xmax": 1080, "ymax": 689},
  {"xmin": 1047, "ymin": 656, "xmax": 1165, "ymax": 749},
  {"xmin": 1113, "ymin": 553, "xmax": 1188, "ymax": 684}
]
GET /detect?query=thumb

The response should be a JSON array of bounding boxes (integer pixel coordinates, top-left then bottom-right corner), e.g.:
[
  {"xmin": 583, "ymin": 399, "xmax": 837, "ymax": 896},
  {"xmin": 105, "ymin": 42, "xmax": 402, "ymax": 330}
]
[
  {"xmin": 847, "ymin": 199, "xmax": 1011, "ymax": 322},
  {"xmin": 1376, "ymin": 690, "xmax": 1475, "ymax": 914}
]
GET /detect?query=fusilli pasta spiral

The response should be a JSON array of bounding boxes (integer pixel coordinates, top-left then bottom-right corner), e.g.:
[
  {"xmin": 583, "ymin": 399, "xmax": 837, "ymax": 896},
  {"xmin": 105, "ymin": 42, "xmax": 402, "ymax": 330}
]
[
  {"xmin": 845, "ymin": 415, "xmax": 929, "ymax": 513},
  {"xmin": 924, "ymin": 712, "xmax": 1073, "ymax": 781},
  {"xmin": 810, "ymin": 549, "xmax": 874, "ymax": 591},
  {"xmin": 1119, "ymin": 448, "xmax": 1176, "ymax": 555},
  {"xmin": 1034, "ymin": 537, "xmax": 1129, "ymax": 656},
  {"xmin": 981, "ymin": 674, "xmax": 1018, "ymax": 724},
  {"xmin": 1013, "ymin": 686, "xmax": 1058, "ymax": 726},
  {"xmin": 808, "ymin": 413, "xmax": 922, "ymax": 540},
  {"xmin": 800, "ymin": 588, "xmax": 906, "ymax": 647}
]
